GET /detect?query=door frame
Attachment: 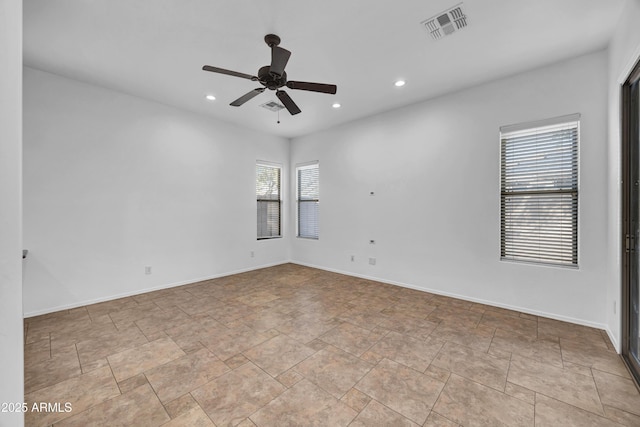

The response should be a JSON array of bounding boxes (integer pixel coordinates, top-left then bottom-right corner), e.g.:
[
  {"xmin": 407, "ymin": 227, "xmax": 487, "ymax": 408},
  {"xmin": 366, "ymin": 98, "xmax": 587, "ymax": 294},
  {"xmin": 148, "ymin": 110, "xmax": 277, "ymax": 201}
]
[{"xmin": 621, "ymin": 57, "xmax": 640, "ymax": 387}]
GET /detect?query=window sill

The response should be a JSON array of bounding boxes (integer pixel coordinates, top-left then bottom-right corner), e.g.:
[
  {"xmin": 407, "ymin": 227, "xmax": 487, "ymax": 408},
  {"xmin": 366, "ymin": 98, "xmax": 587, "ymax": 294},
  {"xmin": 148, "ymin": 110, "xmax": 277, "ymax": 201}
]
[{"xmin": 500, "ymin": 257, "xmax": 579, "ymax": 270}]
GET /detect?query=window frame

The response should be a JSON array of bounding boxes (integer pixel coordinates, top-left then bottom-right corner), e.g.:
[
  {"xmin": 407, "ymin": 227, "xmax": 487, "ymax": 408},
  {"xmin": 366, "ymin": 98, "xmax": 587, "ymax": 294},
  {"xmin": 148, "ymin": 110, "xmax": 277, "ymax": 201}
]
[
  {"xmin": 256, "ymin": 161, "xmax": 282, "ymax": 240},
  {"xmin": 296, "ymin": 161, "xmax": 319, "ymax": 240},
  {"xmin": 499, "ymin": 114, "xmax": 580, "ymax": 268}
]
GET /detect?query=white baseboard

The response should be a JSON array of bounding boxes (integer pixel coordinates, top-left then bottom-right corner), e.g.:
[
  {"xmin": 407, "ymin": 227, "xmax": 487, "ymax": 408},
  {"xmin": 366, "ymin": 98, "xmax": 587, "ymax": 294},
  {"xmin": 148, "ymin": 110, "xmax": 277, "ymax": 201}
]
[
  {"xmin": 604, "ymin": 326, "xmax": 621, "ymax": 353},
  {"xmin": 291, "ymin": 260, "xmax": 611, "ymax": 333},
  {"xmin": 23, "ymin": 260, "xmax": 292, "ymax": 318}
]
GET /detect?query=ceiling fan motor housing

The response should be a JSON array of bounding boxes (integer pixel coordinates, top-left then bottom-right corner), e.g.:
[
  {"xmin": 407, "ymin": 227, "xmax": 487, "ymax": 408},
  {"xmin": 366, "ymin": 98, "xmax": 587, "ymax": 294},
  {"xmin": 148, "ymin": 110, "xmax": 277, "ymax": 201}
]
[{"xmin": 258, "ymin": 65, "xmax": 287, "ymax": 90}]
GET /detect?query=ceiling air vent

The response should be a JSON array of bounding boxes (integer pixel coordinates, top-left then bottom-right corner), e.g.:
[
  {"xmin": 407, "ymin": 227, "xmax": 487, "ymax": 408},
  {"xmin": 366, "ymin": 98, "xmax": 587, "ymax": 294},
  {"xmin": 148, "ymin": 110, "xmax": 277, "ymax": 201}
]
[
  {"xmin": 421, "ymin": 3, "xmax": 468, "ymax": 41},
  {"xmin": 260, "ymin": 101, "xmax": 285, "ymax": 112}
]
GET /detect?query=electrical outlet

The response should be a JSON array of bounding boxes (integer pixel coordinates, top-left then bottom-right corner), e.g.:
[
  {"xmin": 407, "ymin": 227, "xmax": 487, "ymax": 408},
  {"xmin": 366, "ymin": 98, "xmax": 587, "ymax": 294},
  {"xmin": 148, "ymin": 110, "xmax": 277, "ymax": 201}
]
[
  {"xmin": 369, "ymin": 257, "xmax": 376, "ymax": 265},
  {"xmin": 145, "ymin": 266, "xmax": 152, "ymax": 275},
  {"xmin": 350, "ymin": 255, "xmax": 355, "ymax": 262},
  {"xmin": 250, "ymin": 251, "xmax": 255, "ymax": 258}
]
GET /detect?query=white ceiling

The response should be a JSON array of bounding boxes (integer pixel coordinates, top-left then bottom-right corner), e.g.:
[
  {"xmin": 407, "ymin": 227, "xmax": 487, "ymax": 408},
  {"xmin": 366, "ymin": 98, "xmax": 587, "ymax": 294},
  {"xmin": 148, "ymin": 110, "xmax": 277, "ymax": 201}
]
[{"xmin": 24, "ymin": 0, "xmax": 625, "ymax": 138}]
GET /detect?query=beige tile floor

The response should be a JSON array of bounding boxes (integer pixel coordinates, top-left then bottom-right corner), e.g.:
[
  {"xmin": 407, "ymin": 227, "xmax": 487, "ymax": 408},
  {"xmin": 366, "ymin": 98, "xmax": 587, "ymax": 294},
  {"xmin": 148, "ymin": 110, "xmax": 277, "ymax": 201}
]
[{"xmin": 23, "ymin": 263, "xmax": 640, "ymax": 426}]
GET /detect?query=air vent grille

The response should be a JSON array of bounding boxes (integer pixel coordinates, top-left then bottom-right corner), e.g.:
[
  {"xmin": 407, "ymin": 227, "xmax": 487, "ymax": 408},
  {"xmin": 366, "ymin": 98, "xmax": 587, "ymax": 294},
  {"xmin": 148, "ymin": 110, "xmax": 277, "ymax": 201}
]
[
  {"xmin": 421, "ymin": 3, "xmax": 468, "ymax": 41},
  {"xmin": 260, "ymin": 101, "xmax": 285, "ymax": 112}
]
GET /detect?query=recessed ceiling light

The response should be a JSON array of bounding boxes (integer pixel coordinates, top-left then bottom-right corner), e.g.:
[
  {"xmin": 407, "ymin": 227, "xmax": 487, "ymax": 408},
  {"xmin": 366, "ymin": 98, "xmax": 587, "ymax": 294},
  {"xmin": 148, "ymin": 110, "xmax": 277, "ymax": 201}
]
[
  {"xmin": 394, "ymin": 80, "xmax": 406, "ymax": 87},
  {"xmin": 332, "ymin": 103, "xmax": 341, "ymax": 109},
  {"xmin": 205, "ymin": 94, "xmax": 216, "ymax": 101}
]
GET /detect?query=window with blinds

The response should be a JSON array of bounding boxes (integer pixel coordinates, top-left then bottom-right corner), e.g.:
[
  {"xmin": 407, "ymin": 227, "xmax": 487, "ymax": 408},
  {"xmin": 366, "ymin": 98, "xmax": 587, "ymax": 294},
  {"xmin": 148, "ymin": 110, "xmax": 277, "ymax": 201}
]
[
  {"xmin": 500, "ymin": 114, "xmax": 579, "ymax": 267},
  {"xmin": 256, "ymin": 163, "xmax": 281, "ymax": 239},
  {"xmin": 297, "ymin": 162, "xmax": 319, "ymax": 239}
]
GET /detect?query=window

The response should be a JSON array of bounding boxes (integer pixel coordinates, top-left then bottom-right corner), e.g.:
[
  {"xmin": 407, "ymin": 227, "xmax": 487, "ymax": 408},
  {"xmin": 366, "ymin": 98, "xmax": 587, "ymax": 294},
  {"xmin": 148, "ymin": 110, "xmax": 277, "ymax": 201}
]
[
  {"xmin": 297, "ymin": 162, "xmax": 319, "ymax": 239},
  {"xmin": 256, "ymin": 162, "xmax": 281, "ymax": 239},
  {"xmin": 500, "ymin": 114, "xmax": 579, "ymax": 266}
]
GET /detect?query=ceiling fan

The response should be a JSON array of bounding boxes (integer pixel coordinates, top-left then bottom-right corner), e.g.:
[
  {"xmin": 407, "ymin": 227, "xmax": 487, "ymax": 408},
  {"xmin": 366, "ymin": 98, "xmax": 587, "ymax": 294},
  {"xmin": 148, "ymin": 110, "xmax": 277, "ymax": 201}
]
[{"xmin": 202, "ymin": 34, "xmax": 337, "ymax": 116}]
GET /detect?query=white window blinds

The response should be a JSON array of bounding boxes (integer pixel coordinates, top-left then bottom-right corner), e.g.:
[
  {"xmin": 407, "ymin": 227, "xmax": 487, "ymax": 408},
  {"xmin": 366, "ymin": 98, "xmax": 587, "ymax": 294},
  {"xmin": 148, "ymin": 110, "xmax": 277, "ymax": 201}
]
[
  {"xmin": 297, "ymin": 163, "xmax": 319, "ymax": 239},
  {"xmin": 256, "ymin": 163, "xmax": 281, "ymax": 239},
  {"xmin": 500, "ymin": 115, "xmax": 579, "ymax": 266}
]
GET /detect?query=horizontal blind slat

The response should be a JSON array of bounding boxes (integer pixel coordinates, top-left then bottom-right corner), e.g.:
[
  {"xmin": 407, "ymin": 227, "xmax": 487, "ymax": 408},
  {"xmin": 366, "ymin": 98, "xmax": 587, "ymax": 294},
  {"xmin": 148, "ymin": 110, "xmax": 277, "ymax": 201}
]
[
  {"xmin": 297, "ymin": 164, "xmax": 319, "ymax": 239},
  {"xmin": 500, "ymin": 118, "xmax": 578, "ymax": 266},
  {"xmin": 256, "ymin": 164, "xmax": 281, "ymax": 239}
]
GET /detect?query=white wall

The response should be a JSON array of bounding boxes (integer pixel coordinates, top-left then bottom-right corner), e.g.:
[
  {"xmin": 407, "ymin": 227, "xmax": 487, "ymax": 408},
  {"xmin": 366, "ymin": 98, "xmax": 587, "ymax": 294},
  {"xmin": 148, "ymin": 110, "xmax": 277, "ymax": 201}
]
[
  {"xmin": 290, "ymin": 51, "xmax": 610, "ymax": 330},
  {"xmin": 606, "ymin": 0, "xmax": 640, "ymax": 350},
  {"xmin": 0, "ymin": 0, "xmax": 24, "ymax": 425},
  {"xmin": 23, "ymin": 68, "xmax": 290, "ymax": 316}
]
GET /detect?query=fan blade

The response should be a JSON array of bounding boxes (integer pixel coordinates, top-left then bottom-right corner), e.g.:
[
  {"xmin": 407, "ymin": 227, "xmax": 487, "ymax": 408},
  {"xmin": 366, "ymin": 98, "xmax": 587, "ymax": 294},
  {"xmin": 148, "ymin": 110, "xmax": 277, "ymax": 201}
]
[
  {"xmin": 270, "ymin": 46, "xmax": 291, "ymax": 77},
  {"xmin": 202, "ymin": 65, "xmax": 257, "ymax": 81},
  {"xmin": 276, "ymin": 90, "xmax": 301, "ymax": 115},
  {"xmin": 230, "ymin": 88, "xmax": 265, "ymax": 107},
  {"xmin": 286, "ymin": 81, "xmax": 337, "ymax": 94}
]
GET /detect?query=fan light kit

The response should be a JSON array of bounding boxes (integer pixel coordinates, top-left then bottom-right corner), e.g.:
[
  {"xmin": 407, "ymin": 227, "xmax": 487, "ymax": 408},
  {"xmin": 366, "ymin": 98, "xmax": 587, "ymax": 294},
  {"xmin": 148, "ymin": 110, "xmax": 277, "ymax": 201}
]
[
  {"xmin": 202, "ymin": 34, "xmax": 337, "ymax": 116},
  {"xmin": 394, "ymin": 80, "xmax": 406, "ymax": 87},
  {"xmin": 332, "ymin": 103, "xmax": 341, "ymax": 109},
  {"xmin": 205, "ymin": 94, "xmax": 216, "ymax": 101}
]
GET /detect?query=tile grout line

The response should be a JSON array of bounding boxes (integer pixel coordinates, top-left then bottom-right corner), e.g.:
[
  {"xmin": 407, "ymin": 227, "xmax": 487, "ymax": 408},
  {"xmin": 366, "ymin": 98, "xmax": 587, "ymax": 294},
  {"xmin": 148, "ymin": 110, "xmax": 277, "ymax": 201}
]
[
  {"xmin": 190, "ymin": 390, "xmax": 218, "ymax": 426},
  {"xmin": 73, "ymin": 342, "xmax": 81, "ymax": 380},
  {"xmin": 429, "ymin": 409, "xmax": 460, "ymax": 427},
  {"xmin": 504, "ymin": 350, "xmax": 514, "ymax": 395},
  {"xmin": 429, "ymin": 367, "xmax": 453, "ymax": 424},
  {"xmin": 533, "ymin": 391, "xmax": 625, "ymax": 424},
  {"xmin": 141, "ymin": 371, "xmax": 172, "ymax": 421},
  {"xmin": 589, "ymin": 366, "xmax": 609, "ymax": 420}
]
